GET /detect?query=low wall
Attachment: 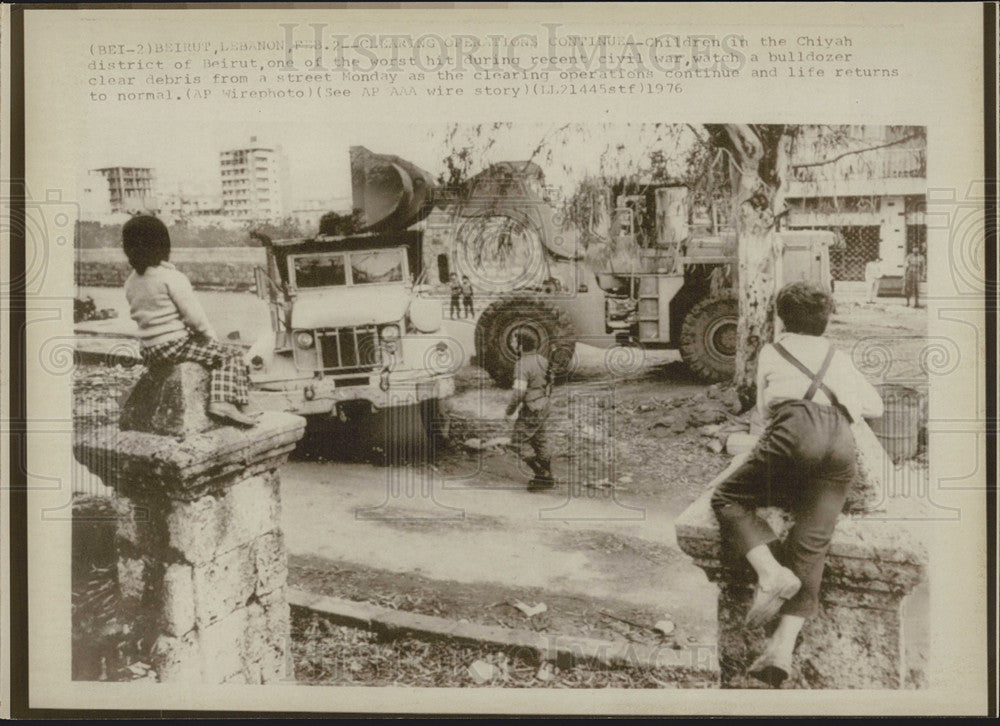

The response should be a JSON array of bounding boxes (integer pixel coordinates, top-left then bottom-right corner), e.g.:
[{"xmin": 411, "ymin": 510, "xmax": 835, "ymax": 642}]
[{"xmin": 76, "ymin": 260, "xmax": 258, "ymax": 291}]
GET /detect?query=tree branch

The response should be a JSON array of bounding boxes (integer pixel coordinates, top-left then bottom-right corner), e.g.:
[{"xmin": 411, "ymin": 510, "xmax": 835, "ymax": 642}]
[{"xmin": 790, "ymin": 132, "xmax": 923, "ymax": 170}]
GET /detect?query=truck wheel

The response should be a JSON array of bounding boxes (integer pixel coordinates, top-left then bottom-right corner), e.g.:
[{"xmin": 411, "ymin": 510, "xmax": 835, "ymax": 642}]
[
  {"xmin": 679, "ymin": 294, "xmax": 738, "ymax": 382},
  {"xmin": 474, "ymin": 294, "xmax": 576, "ymax": 388},
  {"xmin": 375, "ymin": 403, "xmax": 431, "ymax": 465}
]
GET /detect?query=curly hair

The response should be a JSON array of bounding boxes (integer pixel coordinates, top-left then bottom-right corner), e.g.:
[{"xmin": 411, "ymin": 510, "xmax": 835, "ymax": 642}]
[
  {"xmin": 122, "ymin": 215, "xmax": 171, "ymax": 274},
  {"xmin": 775, "ymin": 281, "xmax": 834, "ymax": 336}
]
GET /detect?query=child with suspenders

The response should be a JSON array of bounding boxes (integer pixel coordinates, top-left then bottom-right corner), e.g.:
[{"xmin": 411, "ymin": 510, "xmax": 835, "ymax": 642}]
[{"xmin": 710, "ymin": 281, "xmax": 884, "ymax": 687}]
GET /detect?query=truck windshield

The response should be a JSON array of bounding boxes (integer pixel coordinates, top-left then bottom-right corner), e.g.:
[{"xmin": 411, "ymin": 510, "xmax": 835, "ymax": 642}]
[
  {"xmin": 350, "ymin": 249, "xmax": 404, "ymax": 284},
  {"xmin": 292, "ymin": 254, "xmax": 347, "ymax": 288}
]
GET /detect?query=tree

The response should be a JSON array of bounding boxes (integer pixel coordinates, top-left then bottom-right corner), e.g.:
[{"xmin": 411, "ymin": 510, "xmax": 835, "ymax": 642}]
[
  {"xmin": 700, "ymin": 124, "xmax": 791, "ymax": 408},
  {"xmin": 700, "ymin": 124, "xmax": 926, "ymax": 409}
]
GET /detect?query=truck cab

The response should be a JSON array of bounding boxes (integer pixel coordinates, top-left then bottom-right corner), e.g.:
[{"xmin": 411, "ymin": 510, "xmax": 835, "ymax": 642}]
[{"xmin": 245, "ymin": 229, "xmax": 457, "ymax": 420}]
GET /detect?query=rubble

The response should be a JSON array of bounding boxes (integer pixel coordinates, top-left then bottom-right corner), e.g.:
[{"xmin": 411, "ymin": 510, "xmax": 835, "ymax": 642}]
[
  {"xmin": 512, "ymin": 600, "xmax": 548, "ymax": 618},
  {"xmin": 654, "ymin": 620, "xmax": 676, "ymax": 636},
  {"xmin": 467, "ymin": 659, "xmax": 496, "ymax": 684}
]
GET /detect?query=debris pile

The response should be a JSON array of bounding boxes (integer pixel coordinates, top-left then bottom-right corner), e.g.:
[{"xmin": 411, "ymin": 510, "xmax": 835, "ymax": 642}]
[{"xmin": 635, "ymin": 383, "xmax": 753, "ymax": 454}]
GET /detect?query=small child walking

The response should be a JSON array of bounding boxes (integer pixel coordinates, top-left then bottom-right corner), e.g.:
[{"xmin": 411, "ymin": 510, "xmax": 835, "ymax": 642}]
[
  {"xmin": 122, "ymin": 215, "xmax": 259, "ymax": 427},
  {"xmin": 710, "ymin": 281, "xmax": 883, "ymax": 687}
]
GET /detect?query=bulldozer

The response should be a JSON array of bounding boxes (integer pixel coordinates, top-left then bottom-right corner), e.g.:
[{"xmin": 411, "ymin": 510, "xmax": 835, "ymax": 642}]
[{"xmin": 455, "ymin": 164, "xmax": 835, "ymax": 388}]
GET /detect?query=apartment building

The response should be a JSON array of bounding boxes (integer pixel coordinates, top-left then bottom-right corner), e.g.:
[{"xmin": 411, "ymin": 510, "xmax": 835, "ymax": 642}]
[
  {"xmin": 90, "ymin": 166, "xmax": 158, "ymax": 216},
  {"xmin": 219, "ymin": 136, "xmax": 290, "ymax": 221}
]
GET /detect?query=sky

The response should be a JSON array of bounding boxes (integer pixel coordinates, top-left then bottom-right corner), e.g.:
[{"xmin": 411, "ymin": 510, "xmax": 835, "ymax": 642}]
[{"xmin": 74, "ymin": 111, "xmax": 700, "ymax": 207}]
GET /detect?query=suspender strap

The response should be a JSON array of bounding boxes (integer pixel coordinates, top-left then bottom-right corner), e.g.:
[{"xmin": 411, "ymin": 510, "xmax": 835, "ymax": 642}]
[
  {"xmin": 804, "ymin": 345, "xmax": 837, "ymax": 402},
  {"xmin": 771, "ymin": 341, "xmax": 842, "ymax": 410}
]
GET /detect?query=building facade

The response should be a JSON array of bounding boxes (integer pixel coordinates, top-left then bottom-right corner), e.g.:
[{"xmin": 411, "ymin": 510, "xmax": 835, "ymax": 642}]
[
  {"xmin": 90, "ymin": 166, "xmax": 158, "ymax": 216},
  {"xmin": 159, "ymin": 190, "xmax": 224, "ymax": 224},
  {"xmin": 219, "ymin": 137, "xmax": 290, "ymax": 222},
  {"xmin": 784, "ymin": 125, "xmax": 926, "ymax": 285},
  {"xmin": 289, "ymin": 197, "xmax": 351, "ymax": 233}
]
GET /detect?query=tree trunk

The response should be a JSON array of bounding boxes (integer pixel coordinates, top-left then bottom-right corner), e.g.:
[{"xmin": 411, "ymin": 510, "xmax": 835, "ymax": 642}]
[
  {"xmin": 710, "ymin": 124, "xmax": 791, "ymax": 410},
  {"xmin": 733, "ymin": 203, "xmax": 779, "ymax": 408}
]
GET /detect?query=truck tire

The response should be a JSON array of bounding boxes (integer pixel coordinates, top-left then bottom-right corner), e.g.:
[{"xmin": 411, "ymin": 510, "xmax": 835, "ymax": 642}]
[
  {"xmin": 375, "ymin": 403, "xmax": 431, "ymax": 465},
  {"xmin": 679, "ymin": 294, "xmax": 738, "ymax": 382},
  {"xmin": 474, "ymin": 294, "xmax": 576, "ymax": 389}
]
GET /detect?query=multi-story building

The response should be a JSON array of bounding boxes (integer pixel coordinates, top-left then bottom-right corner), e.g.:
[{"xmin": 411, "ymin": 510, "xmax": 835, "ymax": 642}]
[
  {"xmin": 289, "ymin": 196, "xmax": 352, "ymax": 233},
  {"xmin": 159, "ymin": 190, "xmax": 224, "ymax": 223},
  {"xmin": 219, "ymin": 137, "xmax": 290, "ymax": 222},
  {"xmin": 784, "ymin": 125, "xmax": 926, "ymax": 288},
  {"xmin": 90, "ymin": 166, "xmax": 158, "ymax": 216}
]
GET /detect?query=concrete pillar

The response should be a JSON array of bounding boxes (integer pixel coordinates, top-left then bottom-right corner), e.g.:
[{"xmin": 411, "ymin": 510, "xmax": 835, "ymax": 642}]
[
  {"xmin": 880, "ymin": 195, "xmax": 907, "ymax": 275},
  {"xmin": 676, "ymin": 476, "xmax": 927, "ymax": 688},
  {"xmin": 74, "ymin": 362, "xmax": 306, "ymax": 684}
]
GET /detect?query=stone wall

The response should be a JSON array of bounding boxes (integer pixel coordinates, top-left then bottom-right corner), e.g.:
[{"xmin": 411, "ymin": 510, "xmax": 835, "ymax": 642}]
[
  {"xmin": 74, "ymin": 363, "xmax": 306, "ymax": 683},
  {"xmin": 676, "ymin": 489, "xmax": 927, "ymax": 689},
  {"xmin": 115, "ymin": 472, "xmax": 290, "ymax": 683},
  {"xmin": 76, "ymin": 260, "xmax": 257, "ymax": 291}
]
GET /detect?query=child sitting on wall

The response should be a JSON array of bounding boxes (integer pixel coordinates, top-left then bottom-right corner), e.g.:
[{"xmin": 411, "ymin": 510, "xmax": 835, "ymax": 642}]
[{"xmin": 122, "ymin": 215, "xmax": 259, "ymax": 427}]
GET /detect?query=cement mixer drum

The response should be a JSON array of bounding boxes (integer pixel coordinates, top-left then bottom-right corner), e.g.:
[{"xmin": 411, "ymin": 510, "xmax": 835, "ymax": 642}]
[{"xmin": 350, "ymin": 145, "xmax": 437, "ymax": 232}]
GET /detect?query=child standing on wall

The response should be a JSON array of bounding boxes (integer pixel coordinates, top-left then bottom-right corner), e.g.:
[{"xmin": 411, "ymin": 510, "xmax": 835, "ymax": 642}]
[
  {"xmin": 122, "ymin": 215, "xmax": 260, "ymax": 427},
  {"xmin": 710, "ymin": 281, "xmax": 883, "ymax": 687}
]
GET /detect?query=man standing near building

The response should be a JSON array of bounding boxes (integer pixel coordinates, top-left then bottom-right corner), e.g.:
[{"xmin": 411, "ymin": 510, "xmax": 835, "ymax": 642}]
[
  {"xmin": 505, "ymin": 329, "xmax": 555, "ymax": 492},
  {"xmin": 864, "ymin": 256, "xmax": 884, "ymax": 304},
  {"xmin": 904, "ymin": 244, "xmax": 926, "ymax": 308},
  {"xmin": 448, "ymin": 273, "xmax": 462, "ymax": 319},
  {"xmin": 460, "ymin": 275, "xmax": 475, "ymax": 319}
]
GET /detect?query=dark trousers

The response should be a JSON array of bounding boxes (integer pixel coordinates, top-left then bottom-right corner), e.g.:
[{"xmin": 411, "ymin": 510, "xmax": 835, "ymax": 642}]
[
  {"xmin": 710, "ymin": 400, "xmax": 855, "ymax": 618},
  {"xmin": 462, "ymin": 294, "xmax": 474, "ymax": 318},
  {"xmin": 513, "ymin": 405, "xmax": 552, "ymax": 481},
  {"xmin": 449, "ymin": 295, "xmax": 461, "ymax": 318},
  {"xmin": 904, "ymin": 270, "xmax": 920, "ymax": 305}
]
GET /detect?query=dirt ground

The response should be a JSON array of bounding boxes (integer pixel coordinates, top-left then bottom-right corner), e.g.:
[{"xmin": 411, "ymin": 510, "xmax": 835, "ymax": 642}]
[{"xmin": 72, "ymin": 292, "xmax": 929, "ymax": 686}]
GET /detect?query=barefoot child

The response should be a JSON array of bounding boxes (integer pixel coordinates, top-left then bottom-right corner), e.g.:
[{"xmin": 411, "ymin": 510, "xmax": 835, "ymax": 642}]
[
  {"xmin": 710, "ymin": 281, "xmax": 883, "ymax": 687},
  {"xmin": 122, "ymin": 215, "xmax": 259, "ymax": 427}
]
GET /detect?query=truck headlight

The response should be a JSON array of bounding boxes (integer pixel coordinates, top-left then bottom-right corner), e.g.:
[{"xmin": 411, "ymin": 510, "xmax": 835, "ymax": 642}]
[
  {"xmin": 294, "ymin": 331, "xmax": 314, "ymax": 349},
  {"xmin": 380, "ymin": 324, "xmax": 400, "ymax": 341}
]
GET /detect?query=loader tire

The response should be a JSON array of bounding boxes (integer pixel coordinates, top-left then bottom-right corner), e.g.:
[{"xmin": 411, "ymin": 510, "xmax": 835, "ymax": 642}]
[
  {"xmin": 474, "ymin": 294, "xmax": 576, "ymax": 389},
  {"xmin": 679, "ymin": 294, "xmax": 738, "ymax": 383}
]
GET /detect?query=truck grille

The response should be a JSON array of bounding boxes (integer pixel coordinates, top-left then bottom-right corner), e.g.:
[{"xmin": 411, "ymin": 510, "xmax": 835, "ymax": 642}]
[{"xmin": 317, "ymin": 326, "xmax": 382, "ymax": 373}]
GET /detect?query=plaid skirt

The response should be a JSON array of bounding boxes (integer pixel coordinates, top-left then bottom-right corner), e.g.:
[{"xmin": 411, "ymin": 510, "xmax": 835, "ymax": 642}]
[{"xmin": 141, "ymin": 335, "xmax": 250, "ymax": 406}]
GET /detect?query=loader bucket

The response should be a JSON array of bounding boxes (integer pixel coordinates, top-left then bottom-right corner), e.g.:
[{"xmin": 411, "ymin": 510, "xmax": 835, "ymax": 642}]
[{"xmin": 350, "ymin": 145, "xmax": 437, "ymax": 232}]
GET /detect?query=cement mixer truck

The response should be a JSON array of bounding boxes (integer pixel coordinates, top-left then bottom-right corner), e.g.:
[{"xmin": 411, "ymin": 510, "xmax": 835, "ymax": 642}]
[{"xmin": 244, "ymin": 147, "xmax": 459, "ymax": 449}]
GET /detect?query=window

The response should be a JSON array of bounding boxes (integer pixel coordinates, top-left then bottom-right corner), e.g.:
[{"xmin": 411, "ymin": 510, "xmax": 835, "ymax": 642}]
[
  {"xmin": 350, "ymin": 249, "xmax": 405, "ymax": 284},
  {"xmin": 292, "ymin": 254, "xmax": 348, "ymax": 288}
]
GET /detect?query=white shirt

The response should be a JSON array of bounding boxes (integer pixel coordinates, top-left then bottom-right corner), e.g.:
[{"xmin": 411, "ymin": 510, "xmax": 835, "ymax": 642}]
[
  {"xmin": 125, "ymin": 262, "xmax": 216, "ymax": 346},
  {"xmin": 864, "ymin": 260, "xmax": 883, "ymax": 282},
  {"xmin": 757, "ymin": 332, "xmax": 884, "ymax": 423}
]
